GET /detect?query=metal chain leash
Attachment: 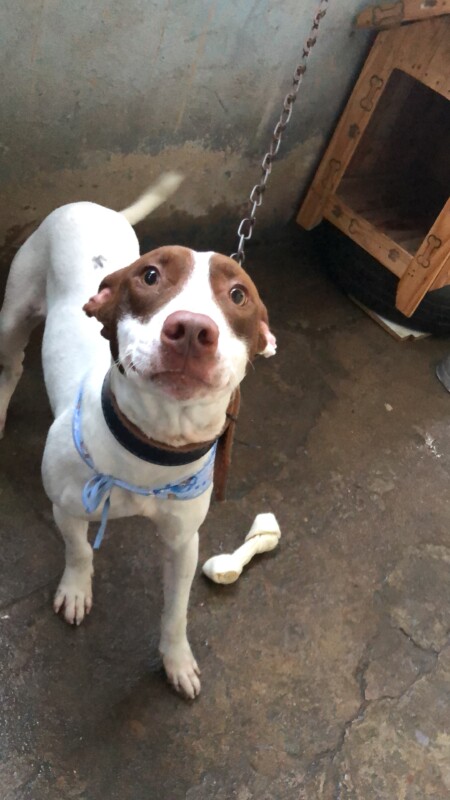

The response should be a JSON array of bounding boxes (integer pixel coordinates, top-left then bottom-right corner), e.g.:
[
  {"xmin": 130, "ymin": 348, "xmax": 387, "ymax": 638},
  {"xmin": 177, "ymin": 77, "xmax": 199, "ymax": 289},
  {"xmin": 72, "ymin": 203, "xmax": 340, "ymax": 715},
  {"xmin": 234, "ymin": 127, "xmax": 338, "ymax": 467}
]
[{"xmin": 231, "ymin": 0, "xmax": 330, "ymax": 264}]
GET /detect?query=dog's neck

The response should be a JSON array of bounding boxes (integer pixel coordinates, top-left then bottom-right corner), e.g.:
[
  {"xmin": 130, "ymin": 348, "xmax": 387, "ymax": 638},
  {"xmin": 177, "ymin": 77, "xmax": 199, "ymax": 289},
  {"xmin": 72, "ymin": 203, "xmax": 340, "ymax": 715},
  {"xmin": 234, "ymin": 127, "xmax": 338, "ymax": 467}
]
[{"xmin": 109, "ymin": 366, "xmax": 232, "ymax": 448}]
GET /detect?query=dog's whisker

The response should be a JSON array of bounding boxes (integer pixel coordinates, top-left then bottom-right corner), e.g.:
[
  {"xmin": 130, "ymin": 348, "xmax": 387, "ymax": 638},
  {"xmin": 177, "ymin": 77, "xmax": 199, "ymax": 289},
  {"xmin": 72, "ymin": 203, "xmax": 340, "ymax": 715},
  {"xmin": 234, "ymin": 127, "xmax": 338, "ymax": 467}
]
[{"xmin": 112, "ymin": 355, "xmax": 124, "ymax": 371}]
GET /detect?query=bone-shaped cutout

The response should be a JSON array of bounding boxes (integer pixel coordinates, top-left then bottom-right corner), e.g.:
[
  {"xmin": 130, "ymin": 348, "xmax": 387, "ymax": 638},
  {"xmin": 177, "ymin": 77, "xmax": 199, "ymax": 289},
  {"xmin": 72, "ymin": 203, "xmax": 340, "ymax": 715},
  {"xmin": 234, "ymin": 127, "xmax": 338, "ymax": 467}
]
[
  {"xmin": 321, "ymin": 158, "xmax": 341, "ymax": 191},
  {"xmin": 360, "ymin": 75, "xmax": 384, "ymax": 111},
  {"xmin": 417, "ymin": 235, "xmax": 441, "ymax": 269},
  {"xmin": 349, "ymin": 218, "xmax": 362, "ymax": 236},
  {"xmin": 371, "ymin": 1, "xmax": 404, "ymax": 28}
]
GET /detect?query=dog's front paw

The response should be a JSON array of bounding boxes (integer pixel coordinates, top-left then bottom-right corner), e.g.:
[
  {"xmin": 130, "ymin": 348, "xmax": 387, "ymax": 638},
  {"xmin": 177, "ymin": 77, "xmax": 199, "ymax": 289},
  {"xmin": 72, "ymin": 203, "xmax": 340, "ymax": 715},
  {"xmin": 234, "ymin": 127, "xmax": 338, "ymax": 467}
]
[
  {"xmin": 161, "ymin": 642, "xmax": 201, "ymax": 699},
  {"xmin": 54, "ymin": 566, "xmax": 93, "ymax": 626}
]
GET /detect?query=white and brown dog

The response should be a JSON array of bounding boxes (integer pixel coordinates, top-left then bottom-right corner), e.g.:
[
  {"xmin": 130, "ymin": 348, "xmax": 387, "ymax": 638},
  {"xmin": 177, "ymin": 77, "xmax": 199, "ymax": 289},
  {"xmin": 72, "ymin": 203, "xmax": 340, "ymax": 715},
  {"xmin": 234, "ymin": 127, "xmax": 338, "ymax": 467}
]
[{"xmin": 0, "ymin": 177, "xmax": 276, "ymax": 698}]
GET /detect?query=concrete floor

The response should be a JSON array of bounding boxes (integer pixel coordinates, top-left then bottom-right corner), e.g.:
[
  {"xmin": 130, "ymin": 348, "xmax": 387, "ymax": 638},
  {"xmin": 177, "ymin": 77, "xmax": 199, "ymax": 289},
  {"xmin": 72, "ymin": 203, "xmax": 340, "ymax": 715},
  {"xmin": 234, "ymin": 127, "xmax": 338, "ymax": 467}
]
[{"xmin": 2, "ymin": 230, "xmax": 450, "ymax": 799}]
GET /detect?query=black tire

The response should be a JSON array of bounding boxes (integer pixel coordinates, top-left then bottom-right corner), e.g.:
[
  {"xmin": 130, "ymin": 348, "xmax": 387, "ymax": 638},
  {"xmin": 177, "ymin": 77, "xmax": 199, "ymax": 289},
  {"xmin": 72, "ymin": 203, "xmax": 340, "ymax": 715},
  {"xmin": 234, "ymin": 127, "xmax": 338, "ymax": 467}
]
[{"xmin": 312, "ymin": 221, "xmax": 450, "ymax": 335}]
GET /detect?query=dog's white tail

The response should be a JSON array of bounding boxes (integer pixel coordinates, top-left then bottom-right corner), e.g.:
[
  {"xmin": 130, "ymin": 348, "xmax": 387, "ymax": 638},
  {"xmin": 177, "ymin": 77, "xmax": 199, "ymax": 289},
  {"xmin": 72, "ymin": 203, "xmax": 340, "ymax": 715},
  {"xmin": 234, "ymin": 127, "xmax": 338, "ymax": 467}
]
[{"xmin": 120, "ymin": 172, "xmax": 184, "ymax": 226}]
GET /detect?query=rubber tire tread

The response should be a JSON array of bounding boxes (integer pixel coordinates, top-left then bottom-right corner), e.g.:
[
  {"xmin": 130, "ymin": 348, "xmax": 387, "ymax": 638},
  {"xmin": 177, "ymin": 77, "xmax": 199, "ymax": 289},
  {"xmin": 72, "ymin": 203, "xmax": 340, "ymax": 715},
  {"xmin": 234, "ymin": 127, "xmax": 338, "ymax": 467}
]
[{"xmin": 312, "ymin": 221, "xmax": 450, "ymax": 335}]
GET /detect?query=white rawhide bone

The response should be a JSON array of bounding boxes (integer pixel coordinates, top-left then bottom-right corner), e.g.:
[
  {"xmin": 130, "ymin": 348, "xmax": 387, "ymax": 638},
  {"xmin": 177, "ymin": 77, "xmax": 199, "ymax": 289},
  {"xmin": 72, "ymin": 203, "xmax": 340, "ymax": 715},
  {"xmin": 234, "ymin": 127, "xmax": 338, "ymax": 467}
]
[{"xmin": 202, "ymin": 513, "xmax": 281, "ymax": 584}]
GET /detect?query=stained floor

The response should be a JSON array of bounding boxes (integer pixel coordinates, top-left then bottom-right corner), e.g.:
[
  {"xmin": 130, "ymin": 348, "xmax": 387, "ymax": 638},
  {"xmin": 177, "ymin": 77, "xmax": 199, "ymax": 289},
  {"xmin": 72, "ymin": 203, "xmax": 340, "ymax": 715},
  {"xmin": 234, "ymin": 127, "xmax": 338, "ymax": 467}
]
[{"xmin": 2, "ymin": 228, "xmax": 450, "ymax": 799}]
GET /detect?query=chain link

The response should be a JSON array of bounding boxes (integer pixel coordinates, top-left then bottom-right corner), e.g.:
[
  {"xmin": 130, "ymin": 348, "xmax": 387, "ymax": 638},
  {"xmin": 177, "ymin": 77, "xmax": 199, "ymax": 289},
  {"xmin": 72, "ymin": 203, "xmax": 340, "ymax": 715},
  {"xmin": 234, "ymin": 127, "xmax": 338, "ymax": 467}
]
[{"xmin": 231, "ymin": 0, "xmax": 329, "ymax": 264}]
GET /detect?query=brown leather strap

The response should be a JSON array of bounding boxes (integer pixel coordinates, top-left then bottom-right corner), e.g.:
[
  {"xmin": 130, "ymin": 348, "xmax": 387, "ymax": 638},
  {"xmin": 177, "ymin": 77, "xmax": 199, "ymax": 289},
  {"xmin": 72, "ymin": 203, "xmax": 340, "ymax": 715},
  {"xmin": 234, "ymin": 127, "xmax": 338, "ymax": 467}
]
[{"xmin": 214, "ymin": 387, "xmax": 240, "ymax": 502}]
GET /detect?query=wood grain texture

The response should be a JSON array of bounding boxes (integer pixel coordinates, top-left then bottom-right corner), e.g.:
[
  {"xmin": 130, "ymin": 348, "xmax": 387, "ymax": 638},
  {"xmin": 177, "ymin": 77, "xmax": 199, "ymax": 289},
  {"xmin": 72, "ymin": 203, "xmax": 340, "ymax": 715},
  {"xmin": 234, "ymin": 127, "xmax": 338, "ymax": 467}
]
[
  {"xmin": 396, "ymin": 199, "xmax": 450, "ymax": 316},
  {"xmin": 355, "ymin": 1, "xmax": 450, "ymax": 30},
  {"xmin": 324, "ymin": 195, "xmax": 410, "ymax": 278}
]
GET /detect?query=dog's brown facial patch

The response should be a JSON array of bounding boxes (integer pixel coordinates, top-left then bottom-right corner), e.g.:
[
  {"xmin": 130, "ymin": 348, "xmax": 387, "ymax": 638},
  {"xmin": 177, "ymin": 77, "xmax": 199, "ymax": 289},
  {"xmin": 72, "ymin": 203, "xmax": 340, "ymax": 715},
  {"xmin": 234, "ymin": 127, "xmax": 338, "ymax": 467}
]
[
  {"xmin": 209, "ymin": 254, "xmax": 270, "ymax": 359},
  {"xmin": 83, "ymin": 247, "xmax": 276, "ymax": 380},
  {"xmin": 83, "ymin": 246, "xmax": 195, "ymax": 361}
]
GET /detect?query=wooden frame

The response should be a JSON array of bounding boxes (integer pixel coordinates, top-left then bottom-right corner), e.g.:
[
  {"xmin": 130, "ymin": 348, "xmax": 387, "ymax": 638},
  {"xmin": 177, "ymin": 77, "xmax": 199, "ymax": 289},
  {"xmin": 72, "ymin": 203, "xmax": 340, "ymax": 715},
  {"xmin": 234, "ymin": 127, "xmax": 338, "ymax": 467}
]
[
  {"xmin": 355, "ymin": 0, "xmax": 449, "ymax": 29},
  {"xmin": 297, "ymin": 12, "xmax": 450, "ymax": 317}
]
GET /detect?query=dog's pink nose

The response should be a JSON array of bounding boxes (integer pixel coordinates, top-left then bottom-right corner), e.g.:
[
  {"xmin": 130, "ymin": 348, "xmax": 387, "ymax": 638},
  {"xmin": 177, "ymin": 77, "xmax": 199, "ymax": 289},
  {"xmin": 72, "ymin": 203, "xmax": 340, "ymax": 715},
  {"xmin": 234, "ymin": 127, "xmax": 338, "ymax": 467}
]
[{"xmin": 161, "ymin": 311, "xmax": 219, "ymax": 356}]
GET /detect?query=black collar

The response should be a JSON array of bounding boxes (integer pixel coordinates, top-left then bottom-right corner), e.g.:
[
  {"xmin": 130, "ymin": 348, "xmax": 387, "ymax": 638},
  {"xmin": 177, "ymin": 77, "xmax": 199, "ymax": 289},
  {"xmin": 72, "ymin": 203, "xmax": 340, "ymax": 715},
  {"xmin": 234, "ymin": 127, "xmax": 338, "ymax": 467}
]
[{"xmin": 101, "ymin": 374, "xmax": 217, "ymax": 467}]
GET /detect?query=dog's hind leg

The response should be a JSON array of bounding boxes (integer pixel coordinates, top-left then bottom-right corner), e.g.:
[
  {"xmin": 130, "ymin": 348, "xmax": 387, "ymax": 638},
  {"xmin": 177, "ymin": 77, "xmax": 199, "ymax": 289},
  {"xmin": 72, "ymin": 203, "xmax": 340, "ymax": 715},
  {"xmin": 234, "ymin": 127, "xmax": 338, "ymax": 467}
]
[
  {"xmin": 52, "ymin": 505, "xmax": 94, "ymax": 626},
  {"xmin": 0, "ymin": 233, "xmax": 47, "ymax": 435}
]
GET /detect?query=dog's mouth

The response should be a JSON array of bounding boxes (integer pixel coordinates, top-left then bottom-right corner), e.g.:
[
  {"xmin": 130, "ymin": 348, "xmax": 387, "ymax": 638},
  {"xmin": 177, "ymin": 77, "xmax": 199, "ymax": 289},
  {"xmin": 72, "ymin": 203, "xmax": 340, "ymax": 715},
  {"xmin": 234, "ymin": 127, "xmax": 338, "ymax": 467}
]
[
  {"xmin": 121, "ymin": 348, "xmax": 231, "ymax": 400},
  {"xmin": 149, "ymin": 370, "xmax": 217, "ymax": 399},
  {"xmin": 125, "ymin": 358, "xmax": 219, "ymax": 399}
]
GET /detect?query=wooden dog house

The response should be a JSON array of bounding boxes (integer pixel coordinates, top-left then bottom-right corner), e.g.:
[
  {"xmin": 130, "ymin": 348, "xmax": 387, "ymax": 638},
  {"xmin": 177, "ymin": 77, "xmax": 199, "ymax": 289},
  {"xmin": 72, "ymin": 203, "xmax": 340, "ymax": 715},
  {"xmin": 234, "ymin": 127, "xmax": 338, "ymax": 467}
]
[{"xmin": 297, "ymin": 2, "xmax": 450, "ymax": 320}]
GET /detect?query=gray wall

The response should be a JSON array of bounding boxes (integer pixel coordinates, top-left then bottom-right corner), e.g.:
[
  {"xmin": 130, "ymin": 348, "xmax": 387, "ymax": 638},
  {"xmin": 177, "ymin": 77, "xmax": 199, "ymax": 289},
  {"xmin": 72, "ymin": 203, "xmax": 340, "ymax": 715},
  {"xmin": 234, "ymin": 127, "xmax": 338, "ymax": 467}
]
[{"xmin": 1, "ymin": 0, "xmax": 371, "ymax": 253}]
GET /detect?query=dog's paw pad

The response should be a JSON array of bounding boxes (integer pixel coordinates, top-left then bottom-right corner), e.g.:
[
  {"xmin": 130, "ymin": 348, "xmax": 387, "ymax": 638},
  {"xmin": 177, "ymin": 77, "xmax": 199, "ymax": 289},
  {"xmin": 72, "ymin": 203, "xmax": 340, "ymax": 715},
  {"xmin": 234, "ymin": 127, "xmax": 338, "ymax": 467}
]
[
  {"xmin": 54, "ymin": 569, "xmax": 93, "ymax": 626},
  {"xmin": 162, "ymin": 648, "xmax": 201, "ymax": 699}
]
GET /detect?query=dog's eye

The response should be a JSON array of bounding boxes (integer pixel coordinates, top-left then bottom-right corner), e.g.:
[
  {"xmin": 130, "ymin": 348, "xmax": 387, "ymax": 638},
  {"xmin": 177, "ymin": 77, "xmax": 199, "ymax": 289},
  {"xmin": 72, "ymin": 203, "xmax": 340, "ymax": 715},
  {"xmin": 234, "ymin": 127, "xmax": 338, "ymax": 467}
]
[
  {"xmin": 229, "ymin": 286, "xmax": 247, "ymax": 306},
  {"xmin": 144, "ymin": 267, "xmax": 160, "ymax": 286}
]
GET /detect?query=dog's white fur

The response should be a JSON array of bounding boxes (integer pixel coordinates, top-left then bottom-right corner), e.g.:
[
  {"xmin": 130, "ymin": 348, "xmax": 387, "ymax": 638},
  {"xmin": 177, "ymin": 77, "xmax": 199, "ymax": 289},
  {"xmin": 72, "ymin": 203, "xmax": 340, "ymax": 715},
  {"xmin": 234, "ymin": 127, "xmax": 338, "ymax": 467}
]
[
  {"xmin": 117, "ymin": 251, "xmax": 249, "ymax": 445},
  {"xmin": 0, "ymin": 186, "xmax": 274, "ymax": 698},
  {"xmin": 120, "ymin": 172, "xmax": 184, "ymax": 226}
]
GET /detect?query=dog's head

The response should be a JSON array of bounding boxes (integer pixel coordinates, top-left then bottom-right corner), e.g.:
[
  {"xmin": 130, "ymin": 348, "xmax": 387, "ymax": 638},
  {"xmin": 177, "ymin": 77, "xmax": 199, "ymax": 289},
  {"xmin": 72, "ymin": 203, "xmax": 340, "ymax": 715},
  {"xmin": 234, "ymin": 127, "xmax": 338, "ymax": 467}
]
[{"xmin": 83, "ymin": 246, "xmax": 276, "ymax": 401}]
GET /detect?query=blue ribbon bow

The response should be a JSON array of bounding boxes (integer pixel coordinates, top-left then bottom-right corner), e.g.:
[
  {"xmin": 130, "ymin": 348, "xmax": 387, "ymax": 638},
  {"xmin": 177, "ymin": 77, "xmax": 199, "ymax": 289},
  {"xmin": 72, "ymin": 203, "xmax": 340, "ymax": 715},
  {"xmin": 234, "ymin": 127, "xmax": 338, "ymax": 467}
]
[{"xmin": 72, "ymin": 382, "xmax": 216, "ymax": 549}]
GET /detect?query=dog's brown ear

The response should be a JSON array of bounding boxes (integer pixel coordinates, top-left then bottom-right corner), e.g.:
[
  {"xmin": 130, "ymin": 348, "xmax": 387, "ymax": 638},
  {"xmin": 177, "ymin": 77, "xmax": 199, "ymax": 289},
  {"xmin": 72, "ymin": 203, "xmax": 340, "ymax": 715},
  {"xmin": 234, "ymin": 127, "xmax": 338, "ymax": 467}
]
[
  {"xmin": 257, "ymin": 307, "xmax": 277, "ymax": 358},
  {"xmin": 83, "ymin": 270, "xmax": 125, "ymax": 340},
  {"xmin": 83, "ymin": 286, "xmax": 113, "ymax": 318}
]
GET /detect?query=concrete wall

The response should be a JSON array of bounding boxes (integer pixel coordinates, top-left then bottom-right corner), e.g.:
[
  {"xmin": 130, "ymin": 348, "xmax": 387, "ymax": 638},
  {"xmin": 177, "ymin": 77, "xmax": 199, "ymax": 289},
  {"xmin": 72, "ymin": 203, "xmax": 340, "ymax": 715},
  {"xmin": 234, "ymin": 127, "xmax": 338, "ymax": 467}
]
[{"xmin": 1, "ymin": 0, "xmax": 371, "ymax": 254}]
